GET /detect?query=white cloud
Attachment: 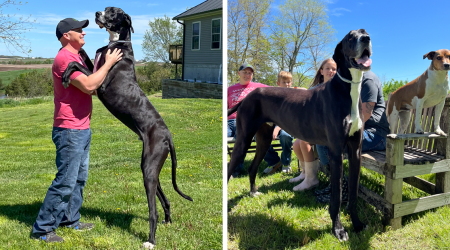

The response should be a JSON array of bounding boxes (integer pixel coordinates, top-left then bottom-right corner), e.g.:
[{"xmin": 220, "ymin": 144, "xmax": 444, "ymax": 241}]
[{"xmin": 330, "ymin": 7, "xmax": 351, "ymax": 17}]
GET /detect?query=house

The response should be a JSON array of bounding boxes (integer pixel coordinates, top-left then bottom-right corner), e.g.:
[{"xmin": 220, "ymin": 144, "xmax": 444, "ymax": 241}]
[{"xmin": 162, "ymin": 0, "xmax": 222, "ymax": 99}]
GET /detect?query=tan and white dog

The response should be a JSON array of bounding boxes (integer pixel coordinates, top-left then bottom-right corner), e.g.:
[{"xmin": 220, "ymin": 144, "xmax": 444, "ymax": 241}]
[{"xmin": 386, "ymin": 49, "xmax": 450, "ymax": 136}]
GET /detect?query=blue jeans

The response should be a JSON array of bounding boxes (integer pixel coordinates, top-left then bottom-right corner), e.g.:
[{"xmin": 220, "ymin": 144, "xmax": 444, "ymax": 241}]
[
  {"xmin": 264, "ymin": 129, "xmax": 293, "ymax": 166},
  {"xmin": 316, "ymin": 130, "xmax": 386, "ymax": 165},
  {"xmin": 33, "ymin": 127, "xmax": 91, "ymax": 234},
  {"xmin": 228, "ymin": 119, "xmax": 243, "ymax": 174}
]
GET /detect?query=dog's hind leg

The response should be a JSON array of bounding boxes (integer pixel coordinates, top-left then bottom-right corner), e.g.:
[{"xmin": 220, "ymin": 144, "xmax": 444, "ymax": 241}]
[
  {"xmin": 346, "ymin": 131, "xmax": 366, "ymax": 233},
  {"xmin": 228, "ymin": 123, "xmax": 260, "ymax": 181},
  {"xmin": 140, "ymin": 135, "xmax": 169, "ymax": 249},
  {"xmin": 398, "ymin": 110, "xmax": 412, "ymax": 134},
  {"xmin": 327, "ymin": 144, "xmax": 349, "ymax": 242},
  {"xmin": 248, "ymin": 123, "xmax": 275, "ymax": 196},
  {"xmin": 156, "ymin": 182, "xmax": 171, "ymax": 224}
]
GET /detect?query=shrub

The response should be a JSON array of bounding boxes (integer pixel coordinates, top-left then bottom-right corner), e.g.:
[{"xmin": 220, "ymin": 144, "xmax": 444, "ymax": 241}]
[
  {"xmin": 382, "ymin": 78, "xmax": 408, "ymax": 100},
  {"xmin": 135, "ymin": 62, "xmax": 172, "ymax": 94},
  {"xmin": 5, "ymin": 69, "xmax": 53, "ymax": 97}
]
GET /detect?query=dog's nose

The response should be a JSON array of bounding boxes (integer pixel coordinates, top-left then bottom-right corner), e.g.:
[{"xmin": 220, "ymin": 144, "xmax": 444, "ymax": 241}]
[
  {"xmin": 444, "ymin": 64, "xmax": 450, "ymax": 69},
  {"xmin": 95, "ymin": 11, "xmax": 101, "ymax": 17},
  {"xmin": 360, "ymin": 35, "xmax": 370, "ymax": 43}
]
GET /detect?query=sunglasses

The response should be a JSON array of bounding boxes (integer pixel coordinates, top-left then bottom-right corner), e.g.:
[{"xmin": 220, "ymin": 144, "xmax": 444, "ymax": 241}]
[{"xmin": 70, "ymin": 28, "xmax": 83, "ymax": 33}]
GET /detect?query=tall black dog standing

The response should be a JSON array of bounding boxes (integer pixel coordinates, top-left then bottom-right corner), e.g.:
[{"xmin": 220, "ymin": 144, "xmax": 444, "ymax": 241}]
[
  {"xmin": 228, "ymin": 29, "xmax": 372, "ymax": 241},
  {"xmin": 61, "ymin": 7, "xmax": 192, "ymax": 249}
]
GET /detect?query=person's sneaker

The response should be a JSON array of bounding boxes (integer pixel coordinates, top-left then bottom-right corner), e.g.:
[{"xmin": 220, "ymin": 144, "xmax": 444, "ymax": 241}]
[
  {"xmin": 263, "ymin": 162, "xmax": 282, "ymax": 174},
  {"xmin": 282, "ymin": 165, "xmax": 291, "ymax": 173},
  {"xmin": 73, "ymin": 222, "xmax": 94, "ymax": 231},
  {"xmin": 31, "ymin": 231, "xmax": 64, "ymax": 243}
]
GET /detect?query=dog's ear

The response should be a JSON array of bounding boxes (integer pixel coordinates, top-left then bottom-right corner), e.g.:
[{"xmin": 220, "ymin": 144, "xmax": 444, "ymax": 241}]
[
  {"xmin": 332, "ymin": 41, "xmax": 344, "ymax": 66},
  {"xmin": 124, "ymin": 13, "xmax": 134, "ymax": 33},
  {"xmin": 423, "ymin": 51, "xmax": 435, "ymax": 60}
]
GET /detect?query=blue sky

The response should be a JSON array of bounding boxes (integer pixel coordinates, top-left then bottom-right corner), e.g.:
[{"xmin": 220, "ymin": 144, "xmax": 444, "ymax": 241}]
[
  {"xmin": 0, "ymin": 0, "xmax": 203, "ymax": 61},
  {"xmin": 310, "ymin": 0, "xmax": 450, "ymax": 82}
]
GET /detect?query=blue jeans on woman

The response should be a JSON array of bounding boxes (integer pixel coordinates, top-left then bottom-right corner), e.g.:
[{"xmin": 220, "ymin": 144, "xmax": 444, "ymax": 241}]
[
  {"xmin": 264, "ymin": 129, "xmax": 293, "ymax": 166},
  {"xmin": 33, "ymin": 127, "xmax": 91, "ymax": 234},
  {"xmin": 317, "ymin": 130, "xmax": 386, "ymax": 165}
]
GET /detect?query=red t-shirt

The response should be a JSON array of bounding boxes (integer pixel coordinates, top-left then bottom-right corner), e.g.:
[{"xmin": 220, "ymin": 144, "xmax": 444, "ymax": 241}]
[
  {"xmin": 52, "ymin": 48, "xmax": 92, "ymax": 129},
  {"xmin": 227, "ymin": 82, "xmax": 269, "ymax": 120}
]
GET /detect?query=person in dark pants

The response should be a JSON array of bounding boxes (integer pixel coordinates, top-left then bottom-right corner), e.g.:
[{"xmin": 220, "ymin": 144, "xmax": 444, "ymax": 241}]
[{"xmin": 31, "ymin": 17, "xmax": 122, "ymax": 243}]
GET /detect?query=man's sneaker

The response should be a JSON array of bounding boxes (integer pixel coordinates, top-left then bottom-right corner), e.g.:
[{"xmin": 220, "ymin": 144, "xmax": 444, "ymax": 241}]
[
  {"xmin": 31, "ymin": 231, "xmax": 64, "ymax": 243},
  {"xmin": 282, "ymin": 165, "xmax": 291, "ymax": 173},
  {"xmin": 73, "ymin": 222, "xmax": 94, "ymax": 231},
  {"xmin": 263, "ymin": 162, "xmax": 282, "ymax": 174}
]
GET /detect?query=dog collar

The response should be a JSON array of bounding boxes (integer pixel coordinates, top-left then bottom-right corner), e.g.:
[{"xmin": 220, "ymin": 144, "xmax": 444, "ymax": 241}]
[
  {"xmin": 108, "ymin": 40, "xmax": 131, "ymax": 47},
  {"xmin": 336, "ymin": 71, "xmax": 361, "ymax": 85}
]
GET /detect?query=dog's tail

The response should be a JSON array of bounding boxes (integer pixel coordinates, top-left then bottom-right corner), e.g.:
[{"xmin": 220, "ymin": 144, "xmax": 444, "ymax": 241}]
[
  {"xmin": 227, "ymin": 101, "xmax": 242, "ymax": 117},
  {"xmin": 169, "ymin": 138, "xmax": 193, "ymax": 202}
]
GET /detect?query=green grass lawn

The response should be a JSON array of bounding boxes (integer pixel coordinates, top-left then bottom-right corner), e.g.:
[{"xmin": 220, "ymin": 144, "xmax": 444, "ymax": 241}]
[
  {"xmin": 0, "ymin": 69, "xmax": 47, "ymax": 87},
  {"xmin": 227, "ymin": 152, "xmax": 450, "ymax": 249},
  {"xmin": 0, "ymin": 96, "xmax": 222, "ymax": 249}
]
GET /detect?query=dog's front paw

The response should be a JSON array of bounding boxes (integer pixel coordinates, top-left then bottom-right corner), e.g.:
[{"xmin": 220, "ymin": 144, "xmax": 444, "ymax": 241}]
[
  {"xmin": 332, "ymin": 227, "xmax": 349, "ymax": 242},
  {"xmin": 435, "ymin": 128, "xmax": 447, "ymax": 136},
  {"xmin": 415, "ymin": 128, "xmax": 424, "ymax": 134},
  {"xmin": 143, "ymin": 242, "xmax": 155, "ymax": 249},
  {"xmin": 250, "ymin": 191, "xmax": 262, "ymax": 197},
  {"xmin": 62, "ymin": 79, "xmax": 70, "ymax": 89}
]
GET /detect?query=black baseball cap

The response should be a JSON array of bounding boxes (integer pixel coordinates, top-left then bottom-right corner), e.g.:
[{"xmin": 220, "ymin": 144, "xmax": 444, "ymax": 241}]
[
  {"xmin": 56, "ymin": 18, "xmax": 89, "ymax": 40},
  {"xmin": 239, "ymin": 63, "xmax": 254, "ymax": 72}
]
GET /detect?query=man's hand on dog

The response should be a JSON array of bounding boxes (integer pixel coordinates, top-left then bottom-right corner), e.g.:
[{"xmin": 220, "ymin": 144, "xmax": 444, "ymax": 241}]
[{"xmin": 105, "ymin": 48, "xmax": 123, "ymax": 67}]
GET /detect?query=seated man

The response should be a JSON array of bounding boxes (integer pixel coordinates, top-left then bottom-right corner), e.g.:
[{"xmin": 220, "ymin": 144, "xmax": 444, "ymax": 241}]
[{"xmin": 228, "ymin": 64, "xmax": 268, "ymax": 177}]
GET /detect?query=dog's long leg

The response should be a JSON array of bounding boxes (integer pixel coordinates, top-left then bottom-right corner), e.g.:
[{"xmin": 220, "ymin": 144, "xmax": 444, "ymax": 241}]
[
  {"xmin": 414, "ymin": 100, "xmax": 425, "ymax": 134},
  {"xmin": 433, "ymin": 101, "xmax": 447, "ymax": 136},
  {"xmin": 156, "ymin": 182, "xmax": 171, "ymax": 224},
  {"xmin": 248, "ymin": 124, "xmax": 275, "ymax": 196},
  {"xmin": 346, "ymin": 130, "xmax": 366, "ymax": 233},
  {"xmin": 328, "ymin": 144, "xmax": 349, "ymax": 242},
  {"xmin": 140, "ymin": 136, "xmax": 169, "ymax": 249},
  {"xmin": 398, "ymin": 110, "xmax": 412, "ymax": 134}
]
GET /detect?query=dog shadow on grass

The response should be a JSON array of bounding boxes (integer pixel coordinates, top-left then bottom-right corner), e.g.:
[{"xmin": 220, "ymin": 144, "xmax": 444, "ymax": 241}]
[{"xmin": 0, "ymin": 201, "xmax": 150, "ymax": 242}]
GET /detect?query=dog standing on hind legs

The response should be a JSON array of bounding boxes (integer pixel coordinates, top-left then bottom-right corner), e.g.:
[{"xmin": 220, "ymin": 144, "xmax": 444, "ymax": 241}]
[
  {"xmin": 61, "ymin": 7, "xmax": 192, "ymax": 249},
  {"xmin": 386, "ymin": 49, "xmax": 450, "ymax": 136},
  {"xmin": 227, "ymin": 29, "xmax": 372, "ymax": 241}
]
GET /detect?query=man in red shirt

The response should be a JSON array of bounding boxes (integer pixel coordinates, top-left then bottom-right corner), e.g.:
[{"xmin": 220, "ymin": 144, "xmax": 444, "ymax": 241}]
[{"xmin": 32, "ymin": 18, "xmax": 122, "ymax": 243}]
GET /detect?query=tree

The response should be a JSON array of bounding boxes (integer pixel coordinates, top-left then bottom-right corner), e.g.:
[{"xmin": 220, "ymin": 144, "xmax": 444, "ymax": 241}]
[
  {"xmin": 227, "ymin": 0, "xmax": 272, "ymax": 85},
  {"xmin": 142, "ymin": 15, "xmax": 183, "ymax": 63},
  {"xmin": 0, "ymin": 0, "xmax": 35, "ymax": 54},
  {"xmin": 270, "ymin": 0, "xmax": 335, "ymax": 85}
]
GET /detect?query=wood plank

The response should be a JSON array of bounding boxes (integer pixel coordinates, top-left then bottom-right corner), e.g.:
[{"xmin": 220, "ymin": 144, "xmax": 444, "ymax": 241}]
[
  {"xmin": 394, "ymin": 192, "xmax": 450, "ymax": 218},
  {"xmin": 417, "ymin": 108, "xmax": 429, "ymax": 149},
  {"xmin": 422, "ymin": 107, "xmax": 434, "ymax": 150},
  {"xmin": 358, "ymin": 184, "xmax": 392, "ymax": 216},
  {"xmin": 436, "ymin": 171, "xmax": 450, "ymax": 193},
  {"xmin": 387, "ymin": 132, "xmax": 446, "ymax": 140},
  {"xmin": 394, "ymin": 159, "xmax": 450, "ymax": 179},
  {"xmin": 385, "ymin": 176, "xmax": 403, "ymax": 229},
  {"xmin": 408, "ymin": 110, "xmax": 416, "ymax": 147},
  {"xmin": 386, "ymin": 138, "xmax": 404, "ymax": 167},
  {"xmin": 403, "ymin": 176, "xmax": 436, "ymax": 195}
]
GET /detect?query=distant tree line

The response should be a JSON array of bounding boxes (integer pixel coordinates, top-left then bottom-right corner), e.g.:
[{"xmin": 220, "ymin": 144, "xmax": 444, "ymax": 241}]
[{"xmin": 0, "ymin": 59, "xmax": 53, "ymax": 64}]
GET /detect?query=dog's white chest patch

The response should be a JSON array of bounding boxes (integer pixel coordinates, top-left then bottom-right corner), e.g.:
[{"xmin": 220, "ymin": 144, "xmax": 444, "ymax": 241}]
[{"xmin": 348, "ymin": 69, "xmax": 364, "ymax": 137}]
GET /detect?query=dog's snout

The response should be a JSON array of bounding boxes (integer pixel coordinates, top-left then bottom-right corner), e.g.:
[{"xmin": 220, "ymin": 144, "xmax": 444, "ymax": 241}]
[
  {"xmin": 95, "ymin": 11, "xmax": 101, "ymax": 17},
  {"xmin": 445, "ymin": 63, "xmax": 450, "ymax": 69},
  {"xmin": 360, "ymin": 35, "xmax": 370, "ymax": 43}
]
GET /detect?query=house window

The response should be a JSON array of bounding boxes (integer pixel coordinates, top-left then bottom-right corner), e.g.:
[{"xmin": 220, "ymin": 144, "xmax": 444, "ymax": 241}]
[
  {"xmin": 211, "ymin": 18, "xmax": 221, "ymax": 50},
  {"xmin": 192, "ymin": 22, "xmax": 200, "ymax": 50}
]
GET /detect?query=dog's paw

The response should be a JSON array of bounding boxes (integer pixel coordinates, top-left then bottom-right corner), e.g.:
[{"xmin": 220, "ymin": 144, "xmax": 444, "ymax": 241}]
[
  {"xmin": 250, "ymin": 191, "xmax": 262, "ymax": 197},
  {"xmin": 435, "ymin": 129, "xmax": 447, "ymax": 136},
  {"xmin": 332, "ymin": 227, "xmax": 349, "ymax": 242},
  {"xmin": 415, "ymin": 128, "xmax": 424, "ymax": 134},
  {"xmin": 62, "ymin": 80, "xmax": 70, "ymax": 89},
  {"xmin": 143, "ymin": 242, "xmax": 155, "ymax": 249}
]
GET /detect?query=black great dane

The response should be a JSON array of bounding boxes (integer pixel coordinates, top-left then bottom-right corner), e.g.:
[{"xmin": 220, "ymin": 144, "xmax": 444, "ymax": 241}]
[
  {"xmin": 61, "ymin": 7, "xmax": 192, "ymax": 249},
  {"xmin": 228, "ymin": 29, "xmax": 372, "ymax": 241}
]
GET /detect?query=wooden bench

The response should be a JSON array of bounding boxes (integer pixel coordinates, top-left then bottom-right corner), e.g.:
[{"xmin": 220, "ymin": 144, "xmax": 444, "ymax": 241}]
[
  {"xmin": 355, "ymin": 95, "xmax": 450, "ymax": 229},
  {"xmin": 227, "ymin": 136, "xmax": 285, "ymax": 157}
]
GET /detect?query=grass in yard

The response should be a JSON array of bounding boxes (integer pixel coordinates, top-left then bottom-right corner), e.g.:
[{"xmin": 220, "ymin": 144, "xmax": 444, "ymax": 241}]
[
  {"xmin": 227, "ymin": 152, "xmax": 450, "ymax": 249},
  {"xmin": 0, "ymin": 96, "xmax": 222, "ymax": 249},
  {"xmin": 0, "ymin": 69, "xmax": 46, "ymax": 87}
]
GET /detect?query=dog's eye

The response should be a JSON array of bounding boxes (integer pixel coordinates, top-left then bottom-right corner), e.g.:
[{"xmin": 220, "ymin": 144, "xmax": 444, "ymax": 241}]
[{"xmin": 437, "ymin": 56, "xmax": 442, "ymax": 60}]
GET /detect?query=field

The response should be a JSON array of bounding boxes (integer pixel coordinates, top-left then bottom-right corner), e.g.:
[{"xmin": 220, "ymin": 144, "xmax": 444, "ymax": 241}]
[
  {"xmin": 227, "ymin": 153, "xmax": 450, "ymax": 249},
  {"xmin": 0, "ymin": 96, "xmax": 222, "ymax": 249}
]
